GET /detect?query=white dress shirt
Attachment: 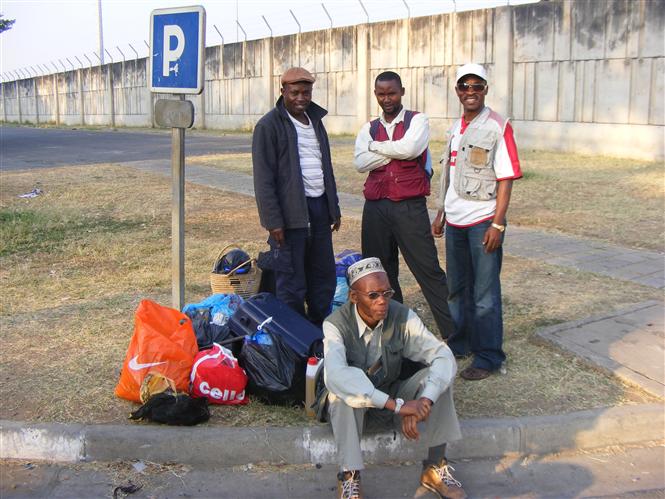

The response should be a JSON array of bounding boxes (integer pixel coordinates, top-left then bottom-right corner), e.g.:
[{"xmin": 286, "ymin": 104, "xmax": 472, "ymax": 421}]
[{"xmin": 353, "ymin": 108, "xmax": 431, "ymax": 173}]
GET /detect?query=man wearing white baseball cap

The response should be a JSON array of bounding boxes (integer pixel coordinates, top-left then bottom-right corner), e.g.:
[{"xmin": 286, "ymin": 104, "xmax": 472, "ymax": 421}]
[{"xmin": 432, "ymin": 63, "xmax": 522, "ymax": 381}]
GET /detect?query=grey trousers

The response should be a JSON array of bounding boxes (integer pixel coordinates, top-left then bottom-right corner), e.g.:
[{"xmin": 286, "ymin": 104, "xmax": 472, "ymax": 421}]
[{"xmin": 327, "ymin": 368, "xmax": 462, "ymax": 471}]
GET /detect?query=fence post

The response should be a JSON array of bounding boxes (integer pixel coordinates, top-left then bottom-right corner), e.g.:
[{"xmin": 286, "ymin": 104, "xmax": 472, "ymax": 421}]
[
  {"xmin": 2, "ymin": 83, "xmax": 6, "ymax": 123},
  {"xmin": 263, "ymin": 36, "xmax": 274, "ymax": 111},
  {"xmin": 53, "ymin": 74, "xmax": 61, "ymax": 125},
  {"xmin": 34, "ymin": 78, "xmax": 40, "ymax": 124},
  {"xmin": 493, "ymin": 6, "xmax": 513, "ymax": 119},
  {"xmin": 356, "ymin": 23, "xmax": 371, "ymax": 127},
  {"xmin": 107, "ymin": 64, "xmax": 116, "ymax": 128},
  {"xmin": 16, "ymin": 80, "xmax": 22, "ymax": 124},
  {"xmin": 78, "ymin": 68, "xmax": 85, "ymax": 125}
]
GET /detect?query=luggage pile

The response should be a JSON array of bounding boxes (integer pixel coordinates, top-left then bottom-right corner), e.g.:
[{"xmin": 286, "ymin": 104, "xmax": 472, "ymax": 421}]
[{"xmin": 115, "ymin": 247, "xmax": 358, "ymax": 425}]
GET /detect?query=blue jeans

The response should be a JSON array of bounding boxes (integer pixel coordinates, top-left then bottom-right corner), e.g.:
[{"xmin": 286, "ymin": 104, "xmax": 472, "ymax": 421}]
[{"xmin": 445, "ymin": 220, "xmax": 506, "ymax": 371}]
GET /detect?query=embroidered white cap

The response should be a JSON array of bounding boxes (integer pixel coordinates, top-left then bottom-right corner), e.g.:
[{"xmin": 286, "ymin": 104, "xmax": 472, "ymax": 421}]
[
  {"xmin": 347, "ymin": 257, "xmax": 386, "ymax": 286},
  {"xmin": 455, "ymin": 63, "xmax": 488, "ymax": 83}
]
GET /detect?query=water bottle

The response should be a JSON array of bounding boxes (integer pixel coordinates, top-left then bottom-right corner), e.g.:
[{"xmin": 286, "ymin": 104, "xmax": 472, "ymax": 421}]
[{"xmin": 305, "ymin": 356, "xmax": 324, "ymax": 418}]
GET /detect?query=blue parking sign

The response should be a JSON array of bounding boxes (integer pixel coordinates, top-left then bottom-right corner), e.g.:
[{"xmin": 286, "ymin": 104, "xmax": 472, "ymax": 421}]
[{"xmin": 150, "ymin": 6, "xmax": 206, "ymax": 94}]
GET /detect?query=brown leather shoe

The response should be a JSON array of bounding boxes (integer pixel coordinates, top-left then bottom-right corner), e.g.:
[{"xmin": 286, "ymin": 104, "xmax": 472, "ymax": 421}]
[
  {"xmin": 337, "ymin": 470, "xmax": 363, "ymax": 499},
  {"xmin": 420, "ymin": 459, "xmax": 466, "ymax": 499}
]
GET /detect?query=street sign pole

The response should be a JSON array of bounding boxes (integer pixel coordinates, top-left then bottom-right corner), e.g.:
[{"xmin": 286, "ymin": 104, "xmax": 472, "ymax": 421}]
[
  {"xmin": 172, "ymin": 94, "xmax": 186, "ymax": 310},
  {"xmin": 149, "ymin": 5, "xmax": 205, "ymax": 310}
]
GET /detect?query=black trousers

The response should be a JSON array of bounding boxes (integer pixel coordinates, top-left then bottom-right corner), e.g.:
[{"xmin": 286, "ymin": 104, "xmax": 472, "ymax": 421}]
[
  {"xmin": 270, "ymin": 195, "xmax": 336, "ymax": 327},
  {"xmin": 361, "ymin": 197, "xmax": 455, "ymax": 338}
]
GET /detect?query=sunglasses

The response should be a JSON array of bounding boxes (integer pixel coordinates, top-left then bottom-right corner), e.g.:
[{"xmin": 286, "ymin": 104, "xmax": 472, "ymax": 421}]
[
  {"xmin": 457, "ymin": 82, "xmax": 487, "ymax": 92},
  {"xmin": 354, "ymin": 289, "xmax": 395, "ymax": 300}
]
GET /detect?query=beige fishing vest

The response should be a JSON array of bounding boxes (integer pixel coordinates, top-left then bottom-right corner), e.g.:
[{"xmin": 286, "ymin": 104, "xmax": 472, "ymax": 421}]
[{"xmin": 437, "ymin": 106, "xmax": 509, "ymax": 208}]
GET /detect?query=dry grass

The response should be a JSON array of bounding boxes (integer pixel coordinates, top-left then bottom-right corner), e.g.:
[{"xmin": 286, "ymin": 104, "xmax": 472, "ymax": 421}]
[
  {"xmin": 0, "ymin": 164, "xmax": 660, "ymax": 426},
  {"xmin": 189, "ymin": 141, "xmax": 664, "ymax": 250}
]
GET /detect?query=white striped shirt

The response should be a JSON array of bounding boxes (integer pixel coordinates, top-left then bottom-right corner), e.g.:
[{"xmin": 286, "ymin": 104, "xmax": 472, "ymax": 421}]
[{"xmin": 287, "ymin": 111, "xmax": 325, "ymax": 197}]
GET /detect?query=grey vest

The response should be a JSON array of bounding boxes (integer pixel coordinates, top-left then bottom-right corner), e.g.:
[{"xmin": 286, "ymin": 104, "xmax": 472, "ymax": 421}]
[
  {"xmin": 437, "ymin": 106, "xmax": 509, "ymax": 208},
  {"xmin": 313, "ymin": 300, "xmax": 410, "ymax": 421}
]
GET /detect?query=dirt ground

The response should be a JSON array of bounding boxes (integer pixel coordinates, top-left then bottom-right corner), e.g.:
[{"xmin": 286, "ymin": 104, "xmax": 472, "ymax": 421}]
[{"xmin": 0, "ymin": 164, "xmax": 661, "ymax": 427}]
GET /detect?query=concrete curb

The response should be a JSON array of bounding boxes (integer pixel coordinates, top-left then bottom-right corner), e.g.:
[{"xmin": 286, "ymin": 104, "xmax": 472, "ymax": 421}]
[{"xmin": 2, "ymin": 403, "xmax": 663, "ymax": 465}]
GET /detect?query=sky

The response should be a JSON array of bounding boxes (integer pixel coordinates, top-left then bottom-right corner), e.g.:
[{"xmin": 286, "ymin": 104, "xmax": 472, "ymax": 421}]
[{"xmin": 0, "ymin": 0, "xmax": 537, "ymax": 80}]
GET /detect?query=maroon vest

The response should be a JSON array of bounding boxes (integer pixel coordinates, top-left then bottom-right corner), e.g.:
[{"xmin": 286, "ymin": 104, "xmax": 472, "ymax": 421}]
[{"xmin": 363, "ymin": 111, "xmax": 430, "ymax": 202}]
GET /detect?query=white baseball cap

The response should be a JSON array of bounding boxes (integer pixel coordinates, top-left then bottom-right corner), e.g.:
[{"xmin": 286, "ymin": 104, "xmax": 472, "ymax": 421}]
[{"xmin": 455, "ymin": 63, "xmax": 488, "ymax": 83}]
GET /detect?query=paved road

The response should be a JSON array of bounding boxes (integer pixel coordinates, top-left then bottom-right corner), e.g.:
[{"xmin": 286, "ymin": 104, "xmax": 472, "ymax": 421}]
[
  {"xmin": 0, "ymin": 126, "xmax": 355, "ymax": 171},
  {"xmin": 0, "ymin": 126, "xmax": 252, "ymax": 170},
  {"xmin": 2, "ymin": 444, "xmax": 663, "ymax": 498}
]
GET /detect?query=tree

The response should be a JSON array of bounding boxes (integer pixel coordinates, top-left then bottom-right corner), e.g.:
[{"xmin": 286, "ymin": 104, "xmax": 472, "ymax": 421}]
[{"xmin": 0, "ymin": 14, "xmax": 16, "ymax": 33}]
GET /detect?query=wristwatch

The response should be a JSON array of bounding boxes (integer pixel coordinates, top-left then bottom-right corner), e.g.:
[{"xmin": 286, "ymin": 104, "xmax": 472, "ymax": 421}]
[
  {"xmin": 393, "ymin": 398, "xmax": 404, "ymax": 414},
  {"xmin": 491, "ymin": 223, "xmax": 506, "ymax": 232}
]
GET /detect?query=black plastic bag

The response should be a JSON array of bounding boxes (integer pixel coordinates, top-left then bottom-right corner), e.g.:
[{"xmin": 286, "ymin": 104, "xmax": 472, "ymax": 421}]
[
  {"xmin": 239, "ymin": 331, "xmax": 304, "ymax": 405},
  {"xmin": 186, "ymin": 308, "xmax": 231, "ymax": 350}
]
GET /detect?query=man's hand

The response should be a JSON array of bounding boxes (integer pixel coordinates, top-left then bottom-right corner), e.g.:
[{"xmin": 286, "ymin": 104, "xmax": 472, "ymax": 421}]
[
  {"xmin": 482, "ymin": 226, "xmax": 502, "ymax": 253},
  {"xmin": 431, "ymin": 210, "xmax": 445, "ymax": 238},
  {"xmin": 397, "ymin": 398, "xmax": 432, "ymax": 421},
  {"xmin": 401, "ymin": 414, "xmax": 420, "ymax": 440},
  {"xmin": 269, "ymin": 228, "xmax": 285, "ymax": 248},
  {"xmin": 331, "ymin": 218, "xmax": 341, "ymax": 232}
]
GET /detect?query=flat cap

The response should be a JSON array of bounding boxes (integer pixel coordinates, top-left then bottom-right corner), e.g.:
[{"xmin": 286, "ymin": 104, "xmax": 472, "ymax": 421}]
[{"xmin": 281, "ymin": 67, "xmax": 315, "ymax": 85}]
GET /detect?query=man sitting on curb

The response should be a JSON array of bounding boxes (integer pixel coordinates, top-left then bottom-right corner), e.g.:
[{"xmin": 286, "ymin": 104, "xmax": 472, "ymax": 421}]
[{"xmin": 318, "ymin": 257, "xmax": 465, "ymax": 499}]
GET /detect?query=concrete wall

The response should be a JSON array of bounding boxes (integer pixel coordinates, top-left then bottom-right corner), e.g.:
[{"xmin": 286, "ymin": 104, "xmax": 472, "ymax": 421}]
[{"xmin": 2, "ymin": 0, "xmax": 663, "ymax": 160}]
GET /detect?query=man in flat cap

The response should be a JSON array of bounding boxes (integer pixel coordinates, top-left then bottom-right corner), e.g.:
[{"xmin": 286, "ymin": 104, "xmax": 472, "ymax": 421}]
[
  {"xmin": 318, "ymin": 257, "xmax": 465, "ymax": 499},
  {"xmin": 252, "ymin": 67, "xmax": 341, "ymax": 326},
  {"xmin": 432, "ymin": 63, "xmax": 522, "ymax": 381}
]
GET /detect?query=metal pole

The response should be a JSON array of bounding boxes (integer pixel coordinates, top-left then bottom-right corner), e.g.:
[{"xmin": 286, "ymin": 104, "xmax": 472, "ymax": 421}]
[
  {"xmin": 58, "ymin": 60, "xmax": 67, "ymax": 71},
  {"xmin": 262, "ymin": 16, "xmax": 272, "ymax": 37},
  {"xmin": 172, "ymin": 93, "xmax": 186, "ymax": 310},
  {"xmin": 236, "ymin": 20, "xmax": 247, "ymax": 42},
  {"xmin": 104, "ymin": 49, "xmax": 114, "ymax": 63},
  {"xmin": 128, "ymin": 43, "xmax": 139, "ymax": 59},
  {"xmin": 289, "ymin": 9, "xmax": 301, "ymax": 33},
  {"xmin": 98, "ymin": 0, "xmax": 105, "ymax": 64},
  {"xmin": 358, "ymin": 0, "xmax": 370, "ymax": 23},
  {"xmin": 74, "ymin": 56, "xmax": 84, "ymax": 68},
  {"xmin": 116, "ymin": 46, "xmax": 126, "ymax": 62},
  {"xmin": 66, "ymin": 57, "xmax": 76, "ymax": 70},
  {"xmin": 321, "ymin": 3, "xmax": 333, "ymax": 29},
  {"xmin": 401, "ymin": 0, "xmax": 410, "ymax": 18},
  {"xmin": 84, "ymin": 54, "xmax": 93, "ymax": 67},
  {"xmin": 93, "ymin": 52, "xmax": 102, "ymax": 64},
  {"xmin": 213, "ymin": 24, "xmax": 224, "ymax": 44}
]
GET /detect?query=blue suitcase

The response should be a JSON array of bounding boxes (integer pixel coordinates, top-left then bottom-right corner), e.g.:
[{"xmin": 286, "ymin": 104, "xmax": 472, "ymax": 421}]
[{"xmin": 228, "ymin": 292, "xmax": 323, "ymax": 359}]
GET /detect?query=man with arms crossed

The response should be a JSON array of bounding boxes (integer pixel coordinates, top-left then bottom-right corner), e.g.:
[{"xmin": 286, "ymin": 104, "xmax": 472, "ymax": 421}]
[
  {"xmin": 354, "ymin": 71, "xmax": 455, "ymax": 340},
  {"xmin": 432, "ymin": 63, "xmax": 522, "ymax": 380},
  {"xmin": 321, "ymin": 257, "xmax": 465, "ymax": 499},
  {"xmin": 252, "ymin": 67, "xmax": 341, "ymax": 326}
]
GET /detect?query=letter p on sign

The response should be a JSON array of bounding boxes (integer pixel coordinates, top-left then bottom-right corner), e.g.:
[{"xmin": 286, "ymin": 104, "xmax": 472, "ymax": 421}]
[
  {"xmin": 149, "ymin": 5, "xmax": 205, "ymax": 94},
  {"xmin": 162, "ymin": 25, "xmax": 185, "ymax": 77}
]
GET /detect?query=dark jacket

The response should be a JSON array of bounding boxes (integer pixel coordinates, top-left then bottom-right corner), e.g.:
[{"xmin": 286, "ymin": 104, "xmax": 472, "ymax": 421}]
[{"xmin": 252, "ymin": 96, "xmax": 341, "ymax": 231}]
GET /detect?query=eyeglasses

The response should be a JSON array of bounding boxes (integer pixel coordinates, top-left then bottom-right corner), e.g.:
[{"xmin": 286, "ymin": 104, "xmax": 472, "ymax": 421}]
[
  {"xmin": 456, "ymin": 82, "xmax": 487, "ymax": 93},
  {"xmin": 354, "ymin": 289, "xmax": 395, "ymax": 300}
]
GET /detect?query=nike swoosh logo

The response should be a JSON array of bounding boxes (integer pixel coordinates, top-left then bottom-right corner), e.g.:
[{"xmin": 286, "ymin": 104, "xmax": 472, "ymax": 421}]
[{"xmin": 128, "ymin": 355, "xmax": 167, "ymax": 371}]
